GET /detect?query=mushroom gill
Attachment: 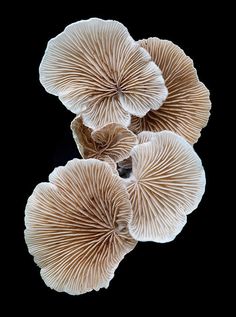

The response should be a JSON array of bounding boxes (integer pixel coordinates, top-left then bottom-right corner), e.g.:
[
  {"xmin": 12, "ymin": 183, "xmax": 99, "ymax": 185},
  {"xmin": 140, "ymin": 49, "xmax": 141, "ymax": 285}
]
[
  {"xmin": 130, "ymin": 38, "xmax": 211, "ymax": 144},
  {"xmin": 126, "ymin": 131, "xmax": 206, "ymax": 242},
  {"xmin": 71, "ymin": 116, "xmax": 138, "ymax": 166},
  {"xmin": 118, "ymin": 131, "xmax": 156, "ymax": 170},
  {"xmin": 25, "ymin": 159, "xmax": 136, "ymax": 295},
  {"xmin": 39, "ymin": 19, "xmax": 167, "ymax": 130}
]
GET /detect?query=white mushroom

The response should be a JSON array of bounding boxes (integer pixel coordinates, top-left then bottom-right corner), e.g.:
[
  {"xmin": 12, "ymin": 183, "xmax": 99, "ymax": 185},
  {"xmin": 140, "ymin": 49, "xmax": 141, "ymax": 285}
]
[
  {"xmin": 39, "ymin": 19, "xmax": 167, "ymax": 130},
  {"xmin": 126, "ymin": 131, "xmax": 206, "ymax": 242},
  {"xmin": 25, "ymin": 159, "xmax": 136, "ymax": 295},
  {"xmin": 130, "ymin": 38, "xmax": 211, "ymax": 144}
]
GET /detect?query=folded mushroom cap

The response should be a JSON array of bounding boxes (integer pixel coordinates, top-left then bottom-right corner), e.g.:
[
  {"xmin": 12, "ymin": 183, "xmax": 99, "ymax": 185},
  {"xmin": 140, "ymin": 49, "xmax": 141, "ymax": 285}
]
[
  {"xmin": 130, "ymin": 38, "xmax": 211, "ymax": 144},
  {"xmin": 126, "ymin": 131, "xmax": 205, "ymax": 243},
  {"xmin": 71, "ymin": 116, "xmax": 96, "ymax": 158},
  {"xmin": 71, "ymin": 116, "xmax": 137, "ymax": 164},
  {"xmin": 25, "ymin": 159, "xmax": 136, "ymax": 295},
  {"xmin": 40, "ymin": 19, "xmax": 167, "ymax": 130}
]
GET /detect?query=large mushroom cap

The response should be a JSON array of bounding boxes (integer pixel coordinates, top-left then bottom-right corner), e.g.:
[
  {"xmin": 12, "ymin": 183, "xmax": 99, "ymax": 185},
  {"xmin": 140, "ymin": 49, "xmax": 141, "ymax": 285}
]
[
  {"xmin": 71, "ymin": 116, "xmax": 137, "ymax": 164},
  {"xmin": 126, "ymin": 131, "xmax": 205, "ymax": 243},
  {"xmin": 39, "ymin": 19, "xmax": 167, "ymax": 130},
  {"xmin": 130, "ymin": 38, "xmax": 211, "ymax": 144},
  {"xmin": 25, "ymin": 159, "xmax": 136, "ymax": 295}
]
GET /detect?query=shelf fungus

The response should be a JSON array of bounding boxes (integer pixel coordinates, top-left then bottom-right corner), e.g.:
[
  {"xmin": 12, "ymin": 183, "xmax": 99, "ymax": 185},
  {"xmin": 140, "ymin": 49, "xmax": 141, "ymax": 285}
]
[
  {"xmin": 126, "ymin": 131, "xmax": 205, "ymax": 243},
  {"xmin": 25, "ymin": 159, "xmax": 136, "ymax": 295},
  {"xmin": 71, "ymin": 116, "xmax": 137, "ymax": 168},
  {"xmin": 39, "ymin": 19, "xmax": 167, "ymax": 130},
  {"xmin": 130, "ymin": 38, "xmax": 211, "ymax": 144}
]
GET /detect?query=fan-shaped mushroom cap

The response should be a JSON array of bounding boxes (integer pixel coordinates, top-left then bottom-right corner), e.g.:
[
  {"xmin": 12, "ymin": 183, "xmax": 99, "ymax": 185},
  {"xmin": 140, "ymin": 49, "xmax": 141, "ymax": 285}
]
[
  {"xmin": 130, "ymin": 38, "xmax": 211, "ymax": 144},
  {"xmin": 126, "ymin": 131, "xmax": 205, "ymax": 242},
  {"xmin": 71, "ymin": 116, "xmax": 137, "ymax": 164},
  {"xmin": 25, "ymin": 159, "xmax": 136, "ymax": 295},
  {"xmin": 40, "ymin": 19, "xmax": 167, "ymax": 130}
]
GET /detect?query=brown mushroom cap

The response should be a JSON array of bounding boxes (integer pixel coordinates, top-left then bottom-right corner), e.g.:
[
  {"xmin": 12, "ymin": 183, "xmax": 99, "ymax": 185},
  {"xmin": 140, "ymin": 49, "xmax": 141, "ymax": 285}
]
[
  {"xmin": 39, "ymin": 19, "xmax": 167, "ymax": 130},
  {"xmin": 71, "ymin": 116, "xmax": 96, "ymax": 158},
  {"xmin": 126, "ymin": 131, "xmax": 205, "ymax": 242},
  {"xmin": 25, "ymin": 159, "xmax": 136, "ymax": 295},
  {"xmin": 130, "ymin": 38, "xmax": 211, "ymax": 144},
  {"xmin": 71, "ymin": 116, "xmax": 138, "ymax": 164}
]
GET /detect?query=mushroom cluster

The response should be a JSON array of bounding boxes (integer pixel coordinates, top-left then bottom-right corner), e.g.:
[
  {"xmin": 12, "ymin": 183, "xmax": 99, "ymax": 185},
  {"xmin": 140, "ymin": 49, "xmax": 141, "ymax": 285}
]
[{"xmin": 25, "ymin": 18, "xmax": 211, "ymax": 295}]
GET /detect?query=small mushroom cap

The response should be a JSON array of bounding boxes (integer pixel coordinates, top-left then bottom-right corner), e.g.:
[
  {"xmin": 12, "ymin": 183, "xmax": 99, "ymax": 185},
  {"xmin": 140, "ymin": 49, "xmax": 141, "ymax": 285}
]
[
  {"xmin": 71, "ymin": 116, "xmax": 138, "ymax": 163},
  {"xmin": 127, "ymin": 131, "xmax": 205, "ymax": 243},
  {"xmin": 40, "ymin": 19, "xmax": 167, "ymax": 130},
  {"xmin": 130, "ymin": 38, "xmax": 211, "ymax": 144},
  {"xmin": 71, "ymin": 116, "xmax": 95, "ymax": 158},
  {"xmin": 25, "ymin": 159, "xmax": 136, "ymax": 295}
]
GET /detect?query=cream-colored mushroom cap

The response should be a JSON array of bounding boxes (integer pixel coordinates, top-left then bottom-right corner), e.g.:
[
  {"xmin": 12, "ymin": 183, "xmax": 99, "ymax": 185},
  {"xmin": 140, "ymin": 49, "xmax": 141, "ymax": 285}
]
[
  {"xmin": 71, "ymin": 116, "xmax": 137, "ymax": 165},
  {"xmin": 39, "ymin": 19, "xmax": 167, "ymax": 130},
  {"xmin": 127, "ymin": 131, "xmax": 205, "ymax": 242},
  {"xmin": 25, "ymin": 159, "xmax": 136, "ymax": 295},
  {"xmin": 130, "ymin": 38, "xmax": 211, "ymax": 144}
]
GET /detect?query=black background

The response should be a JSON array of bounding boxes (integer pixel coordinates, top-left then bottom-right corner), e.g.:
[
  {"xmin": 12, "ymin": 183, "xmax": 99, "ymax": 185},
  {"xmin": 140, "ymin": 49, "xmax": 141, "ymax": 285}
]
[{"xmin": 8, "ymin": 2, "xmax": 231, "ymax": 314}]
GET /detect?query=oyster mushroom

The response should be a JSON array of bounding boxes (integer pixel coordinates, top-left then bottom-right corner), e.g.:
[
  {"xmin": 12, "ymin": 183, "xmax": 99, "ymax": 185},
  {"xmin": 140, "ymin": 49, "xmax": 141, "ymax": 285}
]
[
  {"xmin": 25, "ymin": 159, "xmax": 136, "ymax": 295},
  {"xmin": 130, "ymin": 38, "xmax": 211, "ymax": 144},
  {"xmin": 39, "ymin": 19, "xmax": 167, "ymax": 130},
  {"xmin": 126, "ymin": 131, "xmax": 205, "ymax": 242},
  {"xmin": 71, "ymin": 117, "xmax": 137, "ymax": 167}
]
